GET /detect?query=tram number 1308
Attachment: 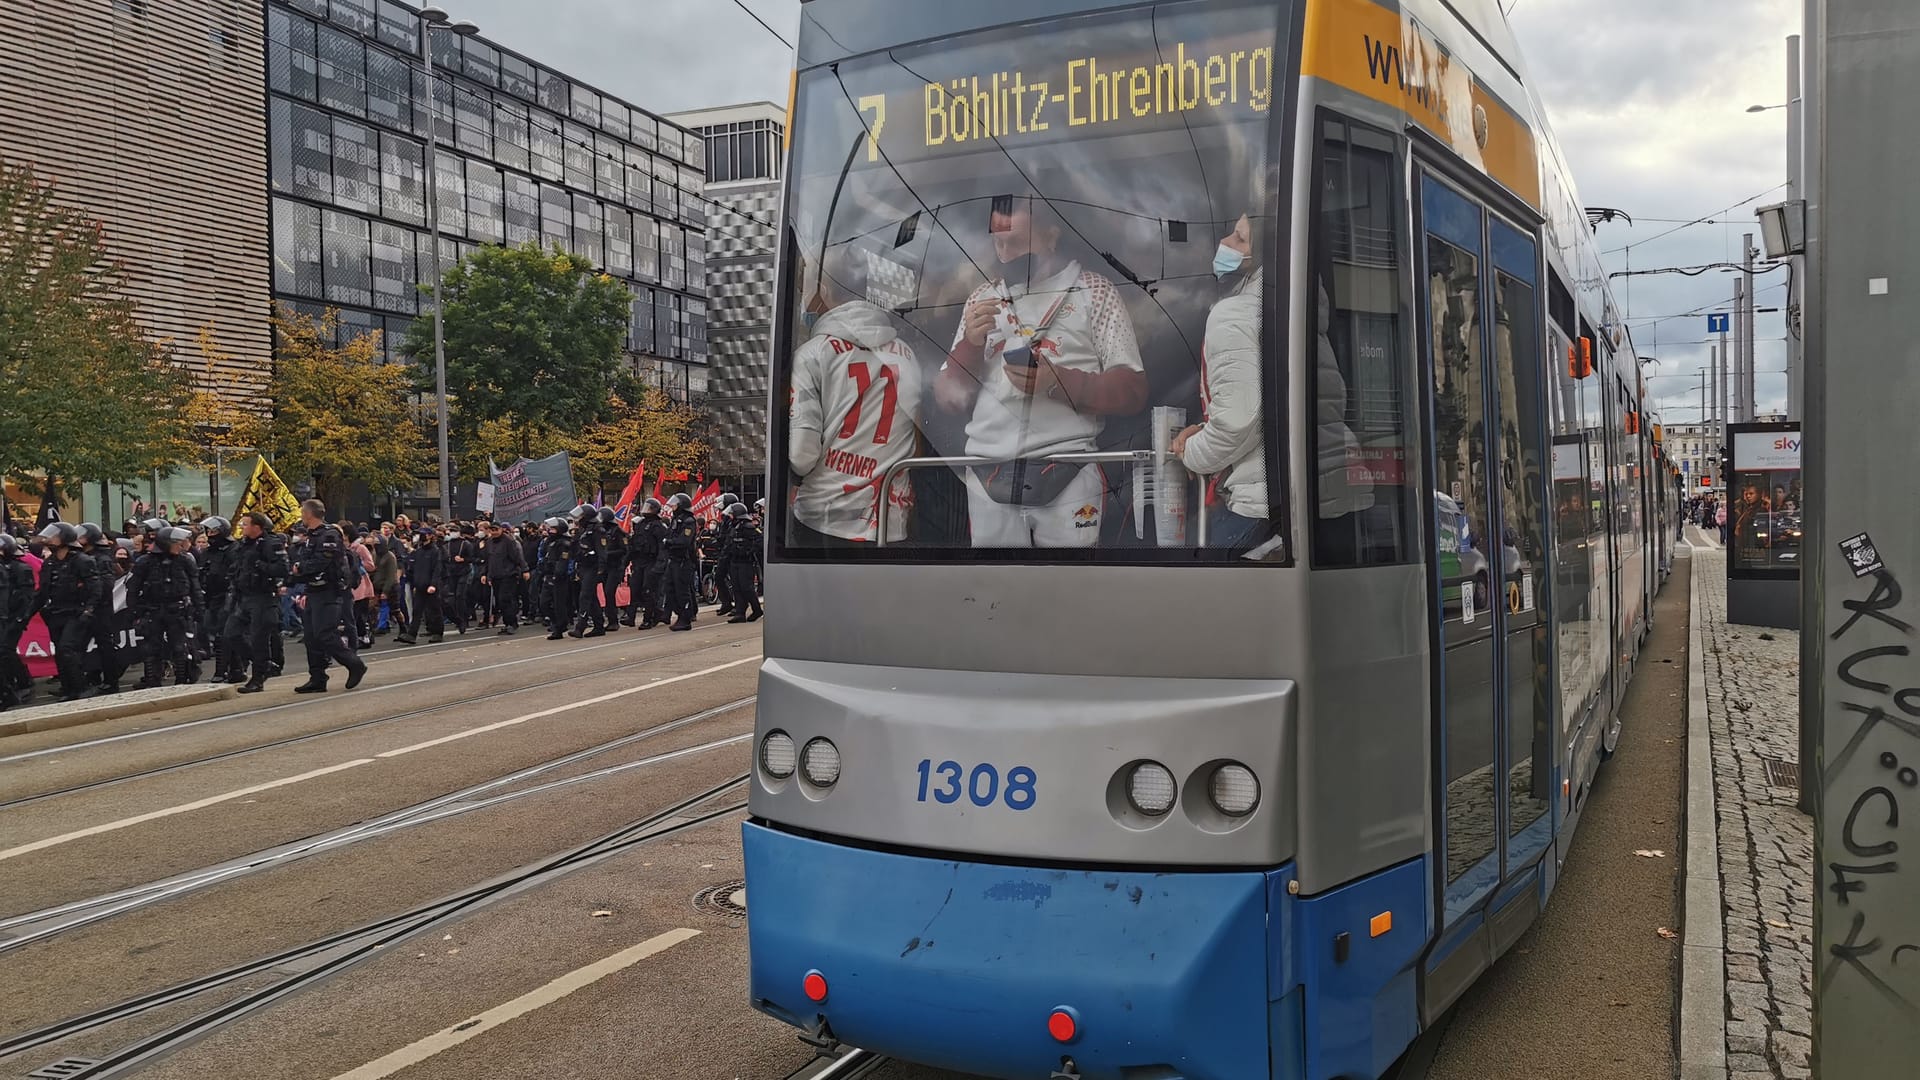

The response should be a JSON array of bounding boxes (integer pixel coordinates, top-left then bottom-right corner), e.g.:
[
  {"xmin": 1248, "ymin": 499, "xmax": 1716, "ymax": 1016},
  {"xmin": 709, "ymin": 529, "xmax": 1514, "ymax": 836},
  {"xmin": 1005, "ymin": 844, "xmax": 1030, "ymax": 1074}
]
[{"xmin": 914, "ymin": 760, "xmax": 1038, "ymax": 811}]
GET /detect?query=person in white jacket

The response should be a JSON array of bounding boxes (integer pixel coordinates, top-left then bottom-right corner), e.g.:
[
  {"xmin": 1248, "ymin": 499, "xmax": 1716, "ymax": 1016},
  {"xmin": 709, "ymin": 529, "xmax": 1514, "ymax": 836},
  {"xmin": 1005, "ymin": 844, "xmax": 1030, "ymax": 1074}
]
[
  {"xmin": 1174, "ymin": 215, "xmax": 1371, "ymax": 552},
  {"xmin": 788, "ymin": 247, "xmax": 923, "ymax": 546}
]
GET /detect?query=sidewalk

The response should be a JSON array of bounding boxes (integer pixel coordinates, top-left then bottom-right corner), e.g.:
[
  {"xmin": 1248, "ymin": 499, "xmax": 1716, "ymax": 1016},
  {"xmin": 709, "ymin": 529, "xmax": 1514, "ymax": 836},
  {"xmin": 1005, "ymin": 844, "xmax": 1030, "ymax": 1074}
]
[
  {"xmin": 0, "ymin": 683, "xmax": 234, "ymax": 738},
  {"xmin": 1687, "ymin": 530, "xmax": 1814, "ymax": 1080}
]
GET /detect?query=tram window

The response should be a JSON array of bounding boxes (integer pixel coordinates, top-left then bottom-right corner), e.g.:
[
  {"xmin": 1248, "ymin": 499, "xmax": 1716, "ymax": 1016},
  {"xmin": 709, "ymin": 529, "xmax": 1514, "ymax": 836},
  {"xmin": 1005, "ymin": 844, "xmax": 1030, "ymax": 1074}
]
[
  {"xmin": 773, "ymin": 0, "xmax": 1288, "ymax": 560},
  {"xmin": 1309, "ymin": 114, "xmax": 1403, "ymax": 567}
]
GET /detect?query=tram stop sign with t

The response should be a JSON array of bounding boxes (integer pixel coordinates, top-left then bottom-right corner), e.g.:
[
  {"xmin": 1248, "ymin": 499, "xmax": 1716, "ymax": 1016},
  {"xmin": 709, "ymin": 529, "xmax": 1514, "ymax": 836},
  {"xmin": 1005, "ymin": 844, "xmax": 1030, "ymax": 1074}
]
[{"xmin": 1707, "ymin": 313, "xmax": 1731, "ymax": 334}]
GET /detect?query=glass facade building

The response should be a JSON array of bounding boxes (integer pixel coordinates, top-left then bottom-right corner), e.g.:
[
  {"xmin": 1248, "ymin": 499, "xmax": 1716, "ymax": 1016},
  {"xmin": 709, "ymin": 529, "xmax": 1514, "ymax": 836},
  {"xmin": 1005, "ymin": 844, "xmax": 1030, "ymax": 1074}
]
[
  {"xmin": 669, "ymin": 102, "xmax": 786, "ymax": 495},
  {"xmin": 266, "ymin": 0, "xmax": 708, "ymax": 399}
]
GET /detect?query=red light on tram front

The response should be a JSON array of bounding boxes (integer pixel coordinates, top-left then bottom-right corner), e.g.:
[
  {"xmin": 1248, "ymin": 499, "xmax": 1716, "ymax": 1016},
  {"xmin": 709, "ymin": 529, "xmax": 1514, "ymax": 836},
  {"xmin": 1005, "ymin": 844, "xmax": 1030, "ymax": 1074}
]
[
  {"xmin": 1048, "ymin": 1008, "xmax": 1078, "ymax": 1043},
  {"xmin": 803, "ymin": 971, "xmax": 829, "ymax": 1003}
]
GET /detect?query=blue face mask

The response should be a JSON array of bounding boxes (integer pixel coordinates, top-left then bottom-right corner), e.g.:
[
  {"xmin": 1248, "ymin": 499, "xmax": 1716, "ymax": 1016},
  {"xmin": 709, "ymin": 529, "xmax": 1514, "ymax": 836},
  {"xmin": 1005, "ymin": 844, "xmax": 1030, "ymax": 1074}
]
[{"xmin": 1213, "ymin": 243, "xmax": 1247, "ymax": 280}]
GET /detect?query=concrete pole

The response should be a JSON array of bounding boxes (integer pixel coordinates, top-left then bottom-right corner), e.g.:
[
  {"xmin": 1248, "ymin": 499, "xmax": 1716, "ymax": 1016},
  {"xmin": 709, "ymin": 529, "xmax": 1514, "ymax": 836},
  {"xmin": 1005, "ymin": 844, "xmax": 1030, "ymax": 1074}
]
[
  {"xmin": 1810, "ymin": 0, "xmax": 1920, "ymax": 1072},
  {"xmin": 1709, "ymin": 344, "xmax": 1720, "ymax": 483},
  {"xmin": 1787, "ymin": 35, "xmax": 1804, "ymax": 420},
  {"xmin": 1731, "ymin": 278, "xmax": 1745, "ymax": 426},
  {"xmin": 423, "ymin": 19, "xmax": 453, "ymax": 523},
  {"xmin": 1743, "ymin": 234, "xmax": 1757, "ymax": 421}
]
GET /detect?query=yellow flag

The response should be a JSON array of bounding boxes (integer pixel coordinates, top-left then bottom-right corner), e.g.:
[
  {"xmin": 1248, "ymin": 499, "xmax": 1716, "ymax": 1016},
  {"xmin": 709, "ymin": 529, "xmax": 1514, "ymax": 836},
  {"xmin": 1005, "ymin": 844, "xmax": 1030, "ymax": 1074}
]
[{"xmin": 234, "ymin": 458, "xmax": 302, "ymax": 533}]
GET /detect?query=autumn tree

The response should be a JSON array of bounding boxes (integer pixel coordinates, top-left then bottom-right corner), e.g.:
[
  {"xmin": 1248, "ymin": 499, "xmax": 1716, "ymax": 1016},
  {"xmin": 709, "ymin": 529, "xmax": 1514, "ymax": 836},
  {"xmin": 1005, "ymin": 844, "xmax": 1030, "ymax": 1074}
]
[
  {"xmin": 256, "ymin": 305, "xmax": 432, "ymax": 511},
  {"xmin": 0, "ymin": 160, "xmax": 197, "ymax": 498},
  {"xmin": 402, "ymin": 242, "xmax": 635, "ymax": 457},
  {"xmin": 454, "ymin": 389, "xmax": 707, "ymax": 497}
]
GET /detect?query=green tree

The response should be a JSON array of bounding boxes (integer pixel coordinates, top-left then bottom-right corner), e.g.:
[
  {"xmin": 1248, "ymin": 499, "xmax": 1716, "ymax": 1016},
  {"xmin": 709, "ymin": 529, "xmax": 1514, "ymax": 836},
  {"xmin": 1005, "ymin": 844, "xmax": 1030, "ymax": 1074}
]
[
  {"xmin": 404, "ymin": 242, "xmax": 635, "ymax": 458},
  {"xmin": 0, "ymin": 160, "xmax": 197, "ymax": 498},
  {"xmin": 454, "ymin": 390, "xmax": 707, "ymax": 497},
  {"xmin": 258, "ymin": 305, "xmax": 433, "ymax": 512}
]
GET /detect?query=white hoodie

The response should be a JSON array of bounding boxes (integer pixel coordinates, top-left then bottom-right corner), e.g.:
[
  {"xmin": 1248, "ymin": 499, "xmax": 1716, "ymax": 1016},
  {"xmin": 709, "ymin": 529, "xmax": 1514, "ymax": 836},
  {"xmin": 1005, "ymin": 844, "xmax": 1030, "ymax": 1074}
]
[{"xmin": 789, "ymin": 300, "xmax": 923, "ymax": 542}]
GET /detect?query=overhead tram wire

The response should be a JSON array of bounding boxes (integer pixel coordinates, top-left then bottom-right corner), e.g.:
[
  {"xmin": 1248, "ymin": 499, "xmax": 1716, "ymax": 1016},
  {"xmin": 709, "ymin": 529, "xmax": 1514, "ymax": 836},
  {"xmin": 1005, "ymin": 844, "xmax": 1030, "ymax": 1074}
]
[
  {"xmin": 1601, "ymin": 183, "xmax": 1788, "ymax": 255},
  {"xmin": 727, "ymin": 0, "xmax": 793, "ymax": 50}
]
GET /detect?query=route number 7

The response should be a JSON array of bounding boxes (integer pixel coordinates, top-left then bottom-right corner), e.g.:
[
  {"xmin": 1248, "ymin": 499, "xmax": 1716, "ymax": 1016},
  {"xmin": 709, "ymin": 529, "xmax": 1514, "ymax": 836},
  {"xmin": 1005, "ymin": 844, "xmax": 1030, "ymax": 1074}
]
[{"xmin": 858, "ymin": 95, "xmax": 886, "ymax": 162}]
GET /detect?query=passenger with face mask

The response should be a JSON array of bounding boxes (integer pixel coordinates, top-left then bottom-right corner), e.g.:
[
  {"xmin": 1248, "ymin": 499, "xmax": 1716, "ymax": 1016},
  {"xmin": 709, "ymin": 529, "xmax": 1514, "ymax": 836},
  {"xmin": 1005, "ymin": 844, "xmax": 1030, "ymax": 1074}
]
[
  {"xmin": 1172, "ymin": 213, "xmax": 1271, "ymax": 550},
  {"xmin": 789, "ymin": 246, "xmax": 926, "ymax": 546},
  {"xmin": 937, "ymin": 195, "xmax": 1147, "ymax": 547}
]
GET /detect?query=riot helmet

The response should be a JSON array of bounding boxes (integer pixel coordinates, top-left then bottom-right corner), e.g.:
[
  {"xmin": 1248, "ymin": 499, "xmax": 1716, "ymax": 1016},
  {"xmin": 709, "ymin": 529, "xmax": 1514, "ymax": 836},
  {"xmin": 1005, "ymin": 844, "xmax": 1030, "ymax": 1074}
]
[
  {"xmin": 38, "ymin": 522, "xmax": 78, "ymax": 547},
  {"xmin": 598, "ymin": 506, "xmax": 617, "ymax": 525},
  {"xmin": 723, "ymin": 503, "xmax": 749, "ymax": 519},
  {"xmin": 0, "ymin": 533, "xmax": 18, "ymax": 557},
  {"xmin": 78, "ymin": 523, "xmax": 106, "ymax": 547},
  {"xmin": 201, "ymin": 516, "xmax": 231, "ymax": 538},
  {"xmin": 667, "ymin": 492, "xmax": 692, "ymax": 512},
  {"xmin": 162, "ymin": 526, "xmax": 193, "ymax": 549},
  {"xmin": 140, "ymin": 517, "xmax": 169, "ymax": 536},
  {"xmin": 753, "ymin": 497, "xmax": 768, "ymax": 512},
  {"xmin": 720, "ymin": 493, "xmax": 741, "ymax": 509},
  {"xmin": 568, "ymin": 504, "xmax": 591, "ymax": 522},
  {"xmin": 640, "ymin": 498, "xmax": 662, "ymax": 517}
]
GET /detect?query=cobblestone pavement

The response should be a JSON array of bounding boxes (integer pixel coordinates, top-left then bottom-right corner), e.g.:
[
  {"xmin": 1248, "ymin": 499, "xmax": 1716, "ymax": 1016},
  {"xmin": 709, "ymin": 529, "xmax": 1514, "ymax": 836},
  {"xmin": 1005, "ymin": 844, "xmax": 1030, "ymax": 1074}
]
[{"xmin": 1694, "ymin": 537, "xmax": 1815, "ymax": 1080}]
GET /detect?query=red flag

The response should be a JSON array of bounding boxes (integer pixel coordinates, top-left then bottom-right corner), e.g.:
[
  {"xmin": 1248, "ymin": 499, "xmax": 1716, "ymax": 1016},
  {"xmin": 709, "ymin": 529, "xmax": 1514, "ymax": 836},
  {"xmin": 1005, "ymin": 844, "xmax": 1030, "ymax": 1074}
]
[
  {"xmin": 612, "ymin": 460, "xmax": 647, "ymax": 533},
  {"xmin": 691, "ymin": 480, "xmax": 722, "ymax": 524},
  {"xmin": 649, "ymin": 470, "xmax": 665, "ymax": 504}
]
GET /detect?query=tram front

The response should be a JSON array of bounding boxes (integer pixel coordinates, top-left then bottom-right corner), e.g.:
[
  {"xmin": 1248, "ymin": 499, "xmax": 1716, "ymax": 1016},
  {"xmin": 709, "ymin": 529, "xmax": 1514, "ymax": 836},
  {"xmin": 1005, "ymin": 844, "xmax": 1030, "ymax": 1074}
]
[{"xmin": 747, "ymin": 2, "xmax": 1430, "ymax": 1077}]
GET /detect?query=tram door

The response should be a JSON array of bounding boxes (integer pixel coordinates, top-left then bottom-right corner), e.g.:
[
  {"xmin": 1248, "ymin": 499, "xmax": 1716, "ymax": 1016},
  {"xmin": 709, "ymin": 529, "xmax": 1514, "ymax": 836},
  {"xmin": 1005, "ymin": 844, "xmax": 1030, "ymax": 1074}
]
[{"xmin": 1417, "ymin": 171, "xmax": 1553, "ymax": 931}]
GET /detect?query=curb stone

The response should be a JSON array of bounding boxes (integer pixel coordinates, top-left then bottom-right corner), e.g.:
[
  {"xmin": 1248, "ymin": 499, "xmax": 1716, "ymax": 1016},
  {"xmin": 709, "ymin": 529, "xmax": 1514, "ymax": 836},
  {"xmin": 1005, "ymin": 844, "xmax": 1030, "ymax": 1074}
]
[
  {"xmin": 1681, "ymin": 532, "xmax": 1730, "ymax": 1080},
  {"xmin": 0, "ymin": 684, "xmax": 236, "ymax": 739}
]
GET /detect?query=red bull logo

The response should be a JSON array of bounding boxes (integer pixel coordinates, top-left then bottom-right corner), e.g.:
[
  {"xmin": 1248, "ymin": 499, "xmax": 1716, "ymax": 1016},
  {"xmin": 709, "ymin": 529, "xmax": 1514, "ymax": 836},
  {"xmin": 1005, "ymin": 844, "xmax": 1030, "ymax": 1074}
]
[{"xmin": 1072, "ymin": 504, "xmax": 1099, "ymax": 529}]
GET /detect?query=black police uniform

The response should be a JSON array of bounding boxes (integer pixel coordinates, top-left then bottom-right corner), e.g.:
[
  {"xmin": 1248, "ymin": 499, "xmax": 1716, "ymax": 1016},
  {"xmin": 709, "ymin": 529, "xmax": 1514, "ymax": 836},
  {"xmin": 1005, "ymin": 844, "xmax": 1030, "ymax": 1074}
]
[
  {"xmin": 627, "ymin": 514, "xmax": 664, "ymax": 627},
  {"xmin": 80, "ymin": 541, "xmax": 127, "ymax": 691},
  {"xmin": 483, "ymin": 531, "xmax": 527, "ymax": 632},
  {"xmin": 197, "ymin": 535, "xmax": 236, "ymax": 678},
  {"xmin": 599, "ymin": 516, "xmax": 627, "ymax": 630},
  {"xmin": 131, "ymin": 547, "xmax": 198, "ymax": 687},
  {"xmin": 223, "ymin": 530, "xmax": 288, "ymax": 690},
  {"xmin": 541, "ymin": 528, "xmax": 576, "ymax": 639},
  {"xmin": 0, "ymin": 549, "xmax": 35, "ymax": 708},
  {"xmin": 445, "ymin": 532, "xmax": 477, "ymax": 632},
  {"xmin": 723, "ymin": 517, "xmax": 764, "ymax": 622},
  {"xmin": 664, "ymin": 508, "xmax": 700, "ymax": 630},
  {"xmin": 291, "ymin": 523, "xmax": 367, "ymax": 691},
  {"xmin": 570, "ymin": 518, "xmax": 608, "ymax": 636},
  {"xmin": 34, "ymin": 547, "xmax": 99, "ymax": 700}
]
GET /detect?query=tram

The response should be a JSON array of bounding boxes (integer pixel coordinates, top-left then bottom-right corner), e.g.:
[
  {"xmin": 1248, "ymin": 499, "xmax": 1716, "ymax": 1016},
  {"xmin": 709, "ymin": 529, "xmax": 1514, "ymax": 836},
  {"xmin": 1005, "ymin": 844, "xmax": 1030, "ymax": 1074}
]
[{"xmin": 744, "ymin": 1, "xmax": 1677, "ymax": 1077}]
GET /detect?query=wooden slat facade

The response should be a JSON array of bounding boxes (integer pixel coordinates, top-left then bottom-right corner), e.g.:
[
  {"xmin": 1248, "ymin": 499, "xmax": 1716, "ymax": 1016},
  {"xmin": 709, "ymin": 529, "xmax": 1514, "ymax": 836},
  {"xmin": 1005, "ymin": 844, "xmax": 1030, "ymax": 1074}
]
[{"xmin": 0, "ymin": 0, "xmax": 273, "ymax": 403}]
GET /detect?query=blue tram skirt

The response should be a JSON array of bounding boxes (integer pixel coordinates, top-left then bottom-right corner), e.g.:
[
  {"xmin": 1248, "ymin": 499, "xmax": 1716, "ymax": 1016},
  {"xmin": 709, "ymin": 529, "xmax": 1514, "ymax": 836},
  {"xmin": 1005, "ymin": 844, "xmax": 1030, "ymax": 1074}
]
[{"xmin": 743, "ymin": 823, "xmax": 1428, "ymax": 1080}]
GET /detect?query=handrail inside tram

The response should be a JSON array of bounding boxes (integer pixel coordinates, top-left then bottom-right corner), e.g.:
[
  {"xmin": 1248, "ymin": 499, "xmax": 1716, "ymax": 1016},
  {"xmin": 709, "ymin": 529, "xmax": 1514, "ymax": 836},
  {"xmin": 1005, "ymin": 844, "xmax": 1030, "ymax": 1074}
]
[{"xmin": 875, "ymin": 451, "xmax": 1209, "ymax": 548}]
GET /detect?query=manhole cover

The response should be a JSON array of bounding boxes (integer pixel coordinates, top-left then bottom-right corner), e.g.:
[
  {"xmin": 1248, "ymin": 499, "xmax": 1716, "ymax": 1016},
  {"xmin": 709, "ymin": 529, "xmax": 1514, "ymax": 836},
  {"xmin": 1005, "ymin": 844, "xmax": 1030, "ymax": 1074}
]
[
  {"xmin": 1763, "ymin": 757, "xmax": 1802, "ymax": 789},
  {"xmin": 693, "ymin": 879, "xmax": 748, "ymax": 921}
]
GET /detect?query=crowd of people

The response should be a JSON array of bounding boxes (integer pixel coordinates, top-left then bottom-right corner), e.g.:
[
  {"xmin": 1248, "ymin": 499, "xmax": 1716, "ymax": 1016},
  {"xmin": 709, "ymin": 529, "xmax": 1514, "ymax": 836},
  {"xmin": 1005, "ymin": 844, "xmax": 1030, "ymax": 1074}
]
[{"xmin": 0, "ymin": 492, "xmax": 766, "ymax": 711}]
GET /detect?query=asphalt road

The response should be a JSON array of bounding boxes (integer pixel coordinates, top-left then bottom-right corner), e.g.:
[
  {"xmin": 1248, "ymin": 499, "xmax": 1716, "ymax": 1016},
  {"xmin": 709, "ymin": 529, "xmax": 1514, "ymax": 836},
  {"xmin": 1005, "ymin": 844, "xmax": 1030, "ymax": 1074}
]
[{"xmin": 0, "ymin": 565, "xmax": 1693, "ymax": 1080}]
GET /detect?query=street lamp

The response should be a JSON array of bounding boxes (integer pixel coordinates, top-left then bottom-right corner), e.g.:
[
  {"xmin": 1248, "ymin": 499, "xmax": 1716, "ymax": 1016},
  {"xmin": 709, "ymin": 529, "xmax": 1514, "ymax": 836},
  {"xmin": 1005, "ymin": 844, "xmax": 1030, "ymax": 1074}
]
[
  {"xmin": 1746, "ymin": 102, "xmax": 1790, "ymax": 113},
  {"xmin": 420, "ymin": 7, "xmax": 479, "ymax": 523}
]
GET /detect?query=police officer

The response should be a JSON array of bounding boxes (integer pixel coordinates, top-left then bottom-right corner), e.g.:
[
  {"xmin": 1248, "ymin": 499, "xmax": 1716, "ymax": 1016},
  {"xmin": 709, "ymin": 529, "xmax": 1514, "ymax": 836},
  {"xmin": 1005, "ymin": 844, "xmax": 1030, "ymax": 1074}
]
[
  {"xmin": 223, "ymin": 512, "xmax": 287, "ymax": 693},
  {"xmin": 131, "ymin": 527, "xmax": 199, "ymax": 688},
  {"xmin": 664, "ymin": 493, "xmax": 700, "ymax": 631},
  {"xmin": 31, "ymin": 523, "xmax": 98, "ymax": 702},
  {"xmin": 76, "ymin": 523, "xmax": 128, "ymax": 693},
  {"xmin": 541, "ymin": 516, "xmax": 576, "ymax": 640},
  {"xmin": 289, "ymin": 499, "xmax": 367, "ymax": 693},
  {"xmin": 445, "ymin": 523, "xmax": 477, "ymax": 634},
  {"xmin": 398, "ymin": 526, "xmax": 448, "ymax": 645},
  {"xmin": 0, "ymin": 534, "xmax": 35, "ymax": 710},
  {"xmin": 625, "ymin": 499, "xmax": 665, "ymax": 628},
  {"xmin": 198, "ymin": 517, "xmax": 239, "ymax": 682},
  {"xmin": 713, "ymin": 493, "xmax": 741, "ymax": 616},
  {"xmin": 597, "ymin": 507, "xmax": 626, "ymax": 632},
  {"xmin": 568, "ymin": 505, "xmax": 608, "ymax": 639},
  {"xmin": 720, "ymin": 503, "xmax": 764, "ymax": 623}
]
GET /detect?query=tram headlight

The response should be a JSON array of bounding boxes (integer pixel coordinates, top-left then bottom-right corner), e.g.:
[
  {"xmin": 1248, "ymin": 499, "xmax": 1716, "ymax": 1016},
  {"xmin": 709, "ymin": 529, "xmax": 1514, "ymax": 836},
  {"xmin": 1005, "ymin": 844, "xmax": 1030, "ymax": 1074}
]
[
  {"xmin": 801, "ymin": 738, "xmax": 842, "ymax": 787},
  {"xmin": 1126, "ymin": 762, "xmax": 1177, "ymax": 816},
  {"xmin": 1208, "ymin": 763, "xmax": 1260, "ymax": 817},
  {"xmin": 760, "ymin": 731, "xmax": 797, "ymax": 779}
]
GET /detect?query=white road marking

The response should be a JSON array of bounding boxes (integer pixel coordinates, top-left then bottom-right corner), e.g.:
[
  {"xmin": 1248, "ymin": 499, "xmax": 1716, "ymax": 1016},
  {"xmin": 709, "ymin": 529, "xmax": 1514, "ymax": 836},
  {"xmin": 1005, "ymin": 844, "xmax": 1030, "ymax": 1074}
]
[
  {"xmin": 0, "ymin": 655, "xmax": 761, "ymax": 862},
  {"xmin": 0, "ymin": 760, "xmax": 375, "ymax": 863},
  {"xmin": 330, "ymin": 929, "xmax": 701, "ymax": 1080},
  {"xmin": 373, "ymin": 656, "xmax": 760, "ymax": 759}
]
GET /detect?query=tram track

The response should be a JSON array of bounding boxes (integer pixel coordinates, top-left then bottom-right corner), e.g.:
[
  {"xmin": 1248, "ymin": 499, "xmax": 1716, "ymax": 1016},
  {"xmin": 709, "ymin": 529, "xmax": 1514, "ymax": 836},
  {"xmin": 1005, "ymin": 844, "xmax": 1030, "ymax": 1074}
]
[
  {"xmin": 0, "ymin": 696, "xmax": 757, "ymax": 956},
  {"xmin": 0, "ymin": 635, "xmax": 751, "ymax": 809},
  {"xmin": 785, "ymin": 1048, "xmax": 890, "ymax": 1078},
  {"xmin": 0, "ymin": 775, "xmax": 752, "ymax": 1075}
]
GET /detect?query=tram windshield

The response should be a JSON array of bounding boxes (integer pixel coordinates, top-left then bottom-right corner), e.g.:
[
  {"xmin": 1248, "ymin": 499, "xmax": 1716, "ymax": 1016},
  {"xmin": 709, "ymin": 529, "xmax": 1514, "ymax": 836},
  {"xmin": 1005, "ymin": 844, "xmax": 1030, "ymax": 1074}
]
[{"xmin": 774, "ymin": 0, "xmax": 1292, "ymax": 561}]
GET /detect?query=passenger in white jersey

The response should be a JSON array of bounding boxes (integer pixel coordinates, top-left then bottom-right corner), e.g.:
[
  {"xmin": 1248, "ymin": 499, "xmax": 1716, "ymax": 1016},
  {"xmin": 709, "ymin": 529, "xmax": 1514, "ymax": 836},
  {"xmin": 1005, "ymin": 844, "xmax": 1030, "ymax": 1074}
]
[
  {"xmin": 788, "ymin": 247, "xmax": 923, "ymax": 546},
  {"xmin": 936, "ymin": 196, "xmax": 1147, "ymax": 547}
]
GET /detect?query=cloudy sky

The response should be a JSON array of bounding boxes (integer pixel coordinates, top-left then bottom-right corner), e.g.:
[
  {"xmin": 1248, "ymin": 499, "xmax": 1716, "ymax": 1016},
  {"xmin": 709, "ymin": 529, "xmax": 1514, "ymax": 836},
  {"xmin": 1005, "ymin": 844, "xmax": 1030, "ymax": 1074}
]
[{"xmin": 455, "ymin": 0, "xmax": 1802, "ymax": 427}]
